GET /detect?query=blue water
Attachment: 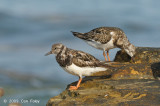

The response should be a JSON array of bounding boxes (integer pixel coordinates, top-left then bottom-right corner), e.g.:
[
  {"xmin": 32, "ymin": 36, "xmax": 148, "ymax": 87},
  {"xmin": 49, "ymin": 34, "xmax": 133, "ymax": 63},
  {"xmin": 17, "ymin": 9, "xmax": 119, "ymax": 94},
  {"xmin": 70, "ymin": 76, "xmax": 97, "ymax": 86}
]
[{"xmin": 0, "ymin": 0, "xmax": 160, "ymax": 105}]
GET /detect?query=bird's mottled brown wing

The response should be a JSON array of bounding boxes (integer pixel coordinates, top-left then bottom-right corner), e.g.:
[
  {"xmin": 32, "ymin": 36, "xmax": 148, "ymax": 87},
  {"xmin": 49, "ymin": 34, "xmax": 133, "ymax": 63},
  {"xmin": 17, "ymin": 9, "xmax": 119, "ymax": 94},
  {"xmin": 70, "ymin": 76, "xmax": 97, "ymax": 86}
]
[
  {"xmin": 71, "ymin": 50, "xmax": 100, "ymax": 67},
  {"xmin": 86, "ymin": 27, "xmax": 122, "ymax": 44}
]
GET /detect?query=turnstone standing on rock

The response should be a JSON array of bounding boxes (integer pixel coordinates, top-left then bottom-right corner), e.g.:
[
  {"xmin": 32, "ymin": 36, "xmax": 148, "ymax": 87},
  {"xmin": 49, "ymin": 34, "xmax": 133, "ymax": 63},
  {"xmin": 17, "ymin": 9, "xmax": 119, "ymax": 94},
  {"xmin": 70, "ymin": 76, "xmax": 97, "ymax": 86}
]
[
  {"xmin": 45, "ymin": 43, "xmax": 111, "ymax": 90},
  {"xmin": 72, "ymin": 27, "xmax": 136, "ymax": 61}
]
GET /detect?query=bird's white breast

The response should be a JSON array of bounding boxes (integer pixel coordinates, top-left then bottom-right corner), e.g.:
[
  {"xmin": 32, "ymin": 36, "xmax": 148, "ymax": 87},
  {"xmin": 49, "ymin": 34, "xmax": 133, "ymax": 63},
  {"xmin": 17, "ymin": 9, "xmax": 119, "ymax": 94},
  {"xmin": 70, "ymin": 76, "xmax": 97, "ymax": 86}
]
[
  {"xmin": 62, "ymin": 63, "xmax": 107, "ymax": 77},
  {"xmin": 85, "ymin": 38, "xmax": 115, "ymax": 51}
]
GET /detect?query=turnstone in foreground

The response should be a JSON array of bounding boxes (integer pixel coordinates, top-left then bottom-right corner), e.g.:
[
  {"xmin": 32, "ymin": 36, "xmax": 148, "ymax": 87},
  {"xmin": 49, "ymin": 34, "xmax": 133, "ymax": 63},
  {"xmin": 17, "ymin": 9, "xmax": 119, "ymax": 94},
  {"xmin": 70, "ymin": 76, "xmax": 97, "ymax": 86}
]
[
  {"xmin": 45, "ymin": 43, "xmax": 111, "ymax": 90},
  {"xmin": 72, "ymin": 27, "xmax": 136, "ymax": 61}
]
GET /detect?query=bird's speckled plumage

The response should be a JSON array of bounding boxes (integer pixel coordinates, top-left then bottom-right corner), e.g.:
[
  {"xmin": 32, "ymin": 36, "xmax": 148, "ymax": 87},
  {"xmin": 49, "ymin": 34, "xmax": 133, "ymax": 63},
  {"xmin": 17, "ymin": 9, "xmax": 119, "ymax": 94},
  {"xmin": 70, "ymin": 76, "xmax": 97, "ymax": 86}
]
[
  {"xmin": 72, "ymin": 27, "xmax": 136, "ymax": 57},
  {"xmin": 45, "ymin": 43, "xmax": 111, "ymax": 77}
]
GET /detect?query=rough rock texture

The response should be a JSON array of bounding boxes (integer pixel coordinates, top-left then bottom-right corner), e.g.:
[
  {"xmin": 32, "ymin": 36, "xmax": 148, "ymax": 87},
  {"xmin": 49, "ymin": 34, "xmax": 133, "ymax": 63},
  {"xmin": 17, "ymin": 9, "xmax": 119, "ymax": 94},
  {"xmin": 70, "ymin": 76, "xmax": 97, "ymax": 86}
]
[
  {"xmin": 114, "ymin": 47, "xmax": 160, "ymax": 64},
  {"xmin": 91, "ymin": 62, "xmax": 154, "ymax": 79},
  {"xmin": 46, "ymin": 47, "xmax": 160, "ymax": 106},
  {"xmin": 47, "ymin": 79, "xmax": 160, "ymax": 106},
  {"xmin": 114, "ymin": 47, "xmax": 160, "ymax": 78}
]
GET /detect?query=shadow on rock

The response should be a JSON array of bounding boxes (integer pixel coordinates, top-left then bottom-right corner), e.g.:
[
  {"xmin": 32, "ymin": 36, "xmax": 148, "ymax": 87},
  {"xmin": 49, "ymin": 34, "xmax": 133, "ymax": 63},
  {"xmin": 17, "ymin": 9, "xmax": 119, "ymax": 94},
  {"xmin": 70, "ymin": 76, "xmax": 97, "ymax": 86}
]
[{"xmin": 151, "ymin": 62, "xmax": 160, "ymax": 79}]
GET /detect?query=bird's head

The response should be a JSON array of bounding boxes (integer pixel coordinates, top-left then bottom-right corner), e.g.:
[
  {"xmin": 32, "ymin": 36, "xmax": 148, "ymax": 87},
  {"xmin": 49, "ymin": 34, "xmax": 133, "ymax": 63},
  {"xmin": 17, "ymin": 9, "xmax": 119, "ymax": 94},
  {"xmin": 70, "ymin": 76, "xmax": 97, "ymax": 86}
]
[{"xmin": 45, "ymin": 43, "xmax": 64, "ymax": 56}]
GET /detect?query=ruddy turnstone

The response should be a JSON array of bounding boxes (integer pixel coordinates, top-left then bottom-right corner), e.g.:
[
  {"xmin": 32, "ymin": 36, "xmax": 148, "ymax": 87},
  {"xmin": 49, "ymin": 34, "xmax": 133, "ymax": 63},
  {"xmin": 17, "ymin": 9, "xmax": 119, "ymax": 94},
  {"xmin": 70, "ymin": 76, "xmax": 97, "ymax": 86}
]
[
  {"xmin": 72, "ymin": 27, "xmax": 136, "ymax": 61},
  {"xmin": 45, "ymin": 43, "xmax": 111, "ymax": 90}
]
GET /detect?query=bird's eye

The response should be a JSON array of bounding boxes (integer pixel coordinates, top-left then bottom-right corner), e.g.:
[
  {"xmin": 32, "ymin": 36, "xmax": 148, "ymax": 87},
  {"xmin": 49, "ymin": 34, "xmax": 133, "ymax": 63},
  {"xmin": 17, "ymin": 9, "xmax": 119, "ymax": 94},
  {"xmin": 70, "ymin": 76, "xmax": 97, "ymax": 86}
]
[{"xmin": 54, "ymin": 48, "xmax": 57, "ymax": 50}]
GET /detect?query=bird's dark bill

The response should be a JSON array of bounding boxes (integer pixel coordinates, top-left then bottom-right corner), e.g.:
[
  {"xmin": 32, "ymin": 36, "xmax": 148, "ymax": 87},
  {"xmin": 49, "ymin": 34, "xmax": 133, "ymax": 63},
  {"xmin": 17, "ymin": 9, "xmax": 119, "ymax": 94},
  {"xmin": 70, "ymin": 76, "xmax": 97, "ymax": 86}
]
[{"xmin": 45, "ymin": 51, "xmax": 52, "ymax": 56}]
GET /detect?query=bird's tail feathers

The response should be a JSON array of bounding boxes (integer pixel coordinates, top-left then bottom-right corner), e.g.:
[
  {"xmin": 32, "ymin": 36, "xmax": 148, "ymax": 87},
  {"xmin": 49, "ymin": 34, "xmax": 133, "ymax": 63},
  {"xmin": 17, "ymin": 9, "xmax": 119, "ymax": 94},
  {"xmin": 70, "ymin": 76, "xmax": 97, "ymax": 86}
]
[{"xmin": 71, "ymin": 31, "xmax": 87, "ymax": 40}]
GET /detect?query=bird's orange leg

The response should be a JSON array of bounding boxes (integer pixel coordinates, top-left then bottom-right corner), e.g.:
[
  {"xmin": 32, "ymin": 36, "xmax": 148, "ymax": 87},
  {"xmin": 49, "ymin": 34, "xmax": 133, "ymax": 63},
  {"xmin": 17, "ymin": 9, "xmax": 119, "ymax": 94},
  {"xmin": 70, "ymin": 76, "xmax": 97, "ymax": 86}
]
[
  {"xmin": 103, "ymin": 51, "xmax": 108, "ymax": 61},
  {"xmin": 69, "ymin": 77, "xmax": 82, "ymax": 90},
  {"xmin": 106, "ymin": 51, "xmax": 110, "ymax": 61}
]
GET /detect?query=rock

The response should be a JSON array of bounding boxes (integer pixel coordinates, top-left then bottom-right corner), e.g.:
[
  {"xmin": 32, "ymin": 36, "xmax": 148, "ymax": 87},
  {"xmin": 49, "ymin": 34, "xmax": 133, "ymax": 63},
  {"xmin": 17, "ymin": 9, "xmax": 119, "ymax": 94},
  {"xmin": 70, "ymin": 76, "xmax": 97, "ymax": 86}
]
[
  {"xmin": 47, "ymin": 79, "xmax": 160, "ymax": 106},
  {"xmin": 0, "ymin": 87, "xmax": 4, "ymax": 97},
  {"xmin": 151, "ymin": 62, "xmax": 160, "ymax": 79},
  {"xmin": 113, "ymin": 47, "xmax": 160, "ymax": 79},
  {"xmin": 46, "ymin": 47, "xmax": 160, "ymax": 106},
  {"xmin": 90, "ymin": 62, "xmax": 154, "ymax": 79},
  {"xmin": 114, "ymin": 47, "xmax": 160, "ymax": 64},
  {"xmin": 8, "ymin": 103, "xmax": 22, "ymax": 106}
]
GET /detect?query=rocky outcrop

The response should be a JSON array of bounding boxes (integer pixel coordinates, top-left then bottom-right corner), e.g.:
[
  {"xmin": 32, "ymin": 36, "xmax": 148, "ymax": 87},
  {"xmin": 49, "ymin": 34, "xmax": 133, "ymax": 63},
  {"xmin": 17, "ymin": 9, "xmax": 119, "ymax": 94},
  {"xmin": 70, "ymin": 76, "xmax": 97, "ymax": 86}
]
[
  {"xmin": 46, "ymin": 47, "xmax": 160, "ymax": 106},
  {"xmin": 114, "ymin": 47, "xmax": 160, "ymax": 79},
  {"xmin": 114, "ymin": 47, "xmax": 160, "ymax": 64},
  {"xmin": 47, "ymin": 79, "xmax": 160, "ymax": 106}
]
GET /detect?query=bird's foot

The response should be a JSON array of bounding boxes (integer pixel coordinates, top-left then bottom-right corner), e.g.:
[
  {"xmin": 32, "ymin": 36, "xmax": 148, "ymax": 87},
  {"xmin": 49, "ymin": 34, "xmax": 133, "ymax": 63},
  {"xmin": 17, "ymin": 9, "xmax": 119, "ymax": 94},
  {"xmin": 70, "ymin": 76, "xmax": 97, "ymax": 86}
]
[{"xmin": 69, "ymin": 86, "xmax": 79, "ymax": 90}]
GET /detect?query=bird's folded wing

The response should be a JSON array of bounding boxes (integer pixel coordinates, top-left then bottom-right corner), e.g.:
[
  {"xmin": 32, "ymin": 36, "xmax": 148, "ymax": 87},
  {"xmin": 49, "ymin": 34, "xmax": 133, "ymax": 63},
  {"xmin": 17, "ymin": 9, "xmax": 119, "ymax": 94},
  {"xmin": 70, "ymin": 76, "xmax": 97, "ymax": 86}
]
[{"xmin": 71, "ymin": 51, "xmax": 100, "ymax": 67}]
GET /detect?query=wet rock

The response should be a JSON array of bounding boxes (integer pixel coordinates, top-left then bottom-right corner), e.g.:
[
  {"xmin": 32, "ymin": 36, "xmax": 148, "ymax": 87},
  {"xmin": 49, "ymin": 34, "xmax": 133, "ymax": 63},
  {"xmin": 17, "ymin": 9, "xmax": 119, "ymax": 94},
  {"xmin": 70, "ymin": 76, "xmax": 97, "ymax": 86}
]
[
  {"xmin": 0, "ymin": 87, "xmax": 4, "ymax": 97},
  {"xmin": 47, "ymin": 47, "xmax": 160, "ymax": 106}
]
